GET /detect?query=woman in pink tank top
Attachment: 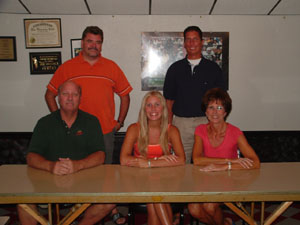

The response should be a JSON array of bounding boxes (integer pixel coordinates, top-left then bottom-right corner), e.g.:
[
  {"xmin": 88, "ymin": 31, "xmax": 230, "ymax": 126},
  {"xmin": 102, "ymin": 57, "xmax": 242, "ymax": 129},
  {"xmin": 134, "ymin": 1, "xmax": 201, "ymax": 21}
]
[
  {"xmin": 188, "ymin": 88, "xmax": 260, "ymax": 225},
  {"xmin": 120, "ymin": 91, "xmax": 185, "ymax": 225}
]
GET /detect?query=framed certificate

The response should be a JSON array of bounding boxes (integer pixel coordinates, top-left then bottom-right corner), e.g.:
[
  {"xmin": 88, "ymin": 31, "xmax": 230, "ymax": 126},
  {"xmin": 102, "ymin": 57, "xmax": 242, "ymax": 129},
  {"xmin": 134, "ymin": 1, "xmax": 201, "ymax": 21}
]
[
  {"xmin": 0, "ymin": 36, "xmax": 17, "ymax": 61},
  {"xmin": 24, "ymin": 18, "xmax": 62, "ymax": 48}
]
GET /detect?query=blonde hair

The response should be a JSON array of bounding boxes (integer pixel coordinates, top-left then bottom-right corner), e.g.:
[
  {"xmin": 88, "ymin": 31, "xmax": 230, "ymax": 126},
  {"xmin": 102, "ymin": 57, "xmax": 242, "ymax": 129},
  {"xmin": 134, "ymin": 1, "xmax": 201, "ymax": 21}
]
[{"xmin": 137, "ymin": 91, "xmax": 169, "ymax": 156}]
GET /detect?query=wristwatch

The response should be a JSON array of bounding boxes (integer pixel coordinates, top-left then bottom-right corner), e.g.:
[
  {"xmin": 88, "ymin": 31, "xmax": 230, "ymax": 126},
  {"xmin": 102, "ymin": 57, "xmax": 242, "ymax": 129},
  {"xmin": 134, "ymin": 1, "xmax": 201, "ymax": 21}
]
[{"xmin": 117, "ymin": 120, "xmax": 124, "ymax": 128}]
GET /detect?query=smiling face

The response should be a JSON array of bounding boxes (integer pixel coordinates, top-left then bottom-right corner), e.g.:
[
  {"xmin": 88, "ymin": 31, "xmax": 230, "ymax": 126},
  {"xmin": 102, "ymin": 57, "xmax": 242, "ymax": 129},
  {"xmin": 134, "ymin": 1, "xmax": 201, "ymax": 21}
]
[
  {"xmin": 184, "ymin": 31, "xmax": 203, "ymax": 59},
  {"xmin": 145, "ymin": 96, "xmax": 163, "ymax": 121},
  {"xmin": 81, "ymin": 33, "xmax": 103, "ymax": 59},
  {"xmin": 58, "ymin": 81, "xmax": 81, "ymax": 113},
  {"xmin": 205, "ymin": 100, "xmax": 227, "ymax": 124}
]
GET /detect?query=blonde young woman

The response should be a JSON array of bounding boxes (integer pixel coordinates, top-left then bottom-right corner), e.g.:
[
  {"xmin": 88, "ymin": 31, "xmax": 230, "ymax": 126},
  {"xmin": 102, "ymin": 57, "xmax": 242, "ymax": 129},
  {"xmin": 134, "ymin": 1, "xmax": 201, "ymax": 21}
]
[
  {"xmin": 120, "ymin": 91, "xmax": 185, "ymax": 225},
  {"xmin": 188, "ymin": 88, "xmax": 260, "ymax": 225}
]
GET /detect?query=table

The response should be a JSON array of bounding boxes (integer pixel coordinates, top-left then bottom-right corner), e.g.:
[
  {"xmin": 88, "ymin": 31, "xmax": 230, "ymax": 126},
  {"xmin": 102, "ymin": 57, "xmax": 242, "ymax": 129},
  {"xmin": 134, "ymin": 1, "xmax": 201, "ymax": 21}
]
[{"xmin": 0, "ymin": 163, "xmax": 300, "ymax": 225}]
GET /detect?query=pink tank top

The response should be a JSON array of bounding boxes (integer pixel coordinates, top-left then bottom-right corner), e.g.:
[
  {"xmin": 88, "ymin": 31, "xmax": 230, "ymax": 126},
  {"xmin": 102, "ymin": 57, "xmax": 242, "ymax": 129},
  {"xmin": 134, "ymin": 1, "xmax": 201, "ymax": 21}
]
[{"xmin": 194, "ymin": 123, "xmax": 242, "ymax": 159}]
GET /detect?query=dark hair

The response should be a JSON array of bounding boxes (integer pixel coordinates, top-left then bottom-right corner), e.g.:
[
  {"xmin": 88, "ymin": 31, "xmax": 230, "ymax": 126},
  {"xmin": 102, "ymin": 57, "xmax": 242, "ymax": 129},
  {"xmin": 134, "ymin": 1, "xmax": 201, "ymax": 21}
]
[
  {"xmin": 184, "ymin": 26, "xmax": 202, "ymax": 41},
  {"xmin": 201, "ymin": 88, "xmax": 232, "ymax": 120},
  {"xmin": 82, "ymin": 26, "xmax": 104, "ymax": 42}
]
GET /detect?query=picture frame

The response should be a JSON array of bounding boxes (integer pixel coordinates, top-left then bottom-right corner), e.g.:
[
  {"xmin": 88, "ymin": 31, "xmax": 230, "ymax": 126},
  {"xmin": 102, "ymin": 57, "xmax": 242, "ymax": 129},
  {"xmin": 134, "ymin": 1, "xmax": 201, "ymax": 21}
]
[
  {"xmin": 0, "ymin": 36, "xmax": 17, "ymax": 61},
  {"xmin": 141, "ymin": 32, "xmax": 229, "ymax": 91},
  {"xmin": 70, "ymin": 38, "xmax": 82, "ymax": 58},
  {"xmin": 24, "ymin": 18, "xmax": 62, "ymax": 48},
  {"xmin": 202, "ymin": 32, "xmax": 229, "ymax": 91},
  {"xmin": 29, "ymin": 52, "xmax": 61, "ymax": 75}
]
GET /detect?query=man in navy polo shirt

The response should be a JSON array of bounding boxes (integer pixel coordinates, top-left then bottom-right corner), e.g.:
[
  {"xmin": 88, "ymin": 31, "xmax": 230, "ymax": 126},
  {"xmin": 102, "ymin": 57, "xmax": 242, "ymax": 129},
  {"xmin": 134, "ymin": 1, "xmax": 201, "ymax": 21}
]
[{"xmin": 163, "ymin": 26, "xmax": 225, "ymax": 163}]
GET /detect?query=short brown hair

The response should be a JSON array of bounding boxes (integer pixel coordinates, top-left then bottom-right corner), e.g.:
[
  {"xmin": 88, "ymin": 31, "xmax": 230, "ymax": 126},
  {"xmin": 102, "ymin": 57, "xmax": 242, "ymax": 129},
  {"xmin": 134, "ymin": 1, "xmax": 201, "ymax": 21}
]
[
  {"xmin": 82, "ymin": 26, "xmax": 103, "ymax": 42},
  {"xmin": 184, "ymin": 26, "xmax": 203, "ymax": 41},
  {"xmin": 201, "ymin": 88, "xmax": 232, "ymax": 120}
]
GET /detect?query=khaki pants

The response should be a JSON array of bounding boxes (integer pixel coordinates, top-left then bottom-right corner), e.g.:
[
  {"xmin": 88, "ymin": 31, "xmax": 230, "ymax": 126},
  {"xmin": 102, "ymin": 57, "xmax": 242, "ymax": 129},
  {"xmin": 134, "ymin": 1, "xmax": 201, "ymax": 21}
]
[{"xmin": 173, "ymin": 116, "xmax": 207, "ymax": 164}]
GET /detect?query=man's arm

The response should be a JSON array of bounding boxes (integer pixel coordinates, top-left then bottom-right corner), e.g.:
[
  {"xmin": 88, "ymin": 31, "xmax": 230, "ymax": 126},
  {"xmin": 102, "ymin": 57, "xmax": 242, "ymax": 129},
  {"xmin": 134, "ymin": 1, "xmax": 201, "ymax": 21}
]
[
  {"xmin": 115, "ymin": 94, "xmax": 130, "ymax": 131},
  {"xmin": 27, "ymin": 152, "xmax": 72, "ymax": 175},
  {"xmin": 214, "ymin": 64, "xmax": 226, "ymax": 90},
  {"xmin": 27, "ymin": 152, "xmax": 55, "ymax": 173},
  {"xmin": 69, "ymin": 151, "xmax": 105, "ymax": 173},
  {"xmin": 27, "ymin": 151, "xmax": 105, "ymax": 175},
  {"xmin": 166, "ymin": 99, "xmax": 174, "ymax": 124},
  {"xmin": 45, "ymin": 89, "xmax": 58, "ymax": 112}
]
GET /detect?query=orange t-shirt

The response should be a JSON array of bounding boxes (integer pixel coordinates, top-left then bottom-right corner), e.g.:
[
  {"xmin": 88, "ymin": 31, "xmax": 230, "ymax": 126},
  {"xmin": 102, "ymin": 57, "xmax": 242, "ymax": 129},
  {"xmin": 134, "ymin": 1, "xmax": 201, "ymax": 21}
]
[{"xmin": 47, "ymin": 53, "xmax": 132, "ymax": 134}]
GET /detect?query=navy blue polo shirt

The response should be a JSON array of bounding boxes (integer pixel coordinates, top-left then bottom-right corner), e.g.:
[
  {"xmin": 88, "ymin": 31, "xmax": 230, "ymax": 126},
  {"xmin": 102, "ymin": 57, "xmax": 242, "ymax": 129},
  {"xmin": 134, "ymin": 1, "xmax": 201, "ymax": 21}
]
[{"xmin": 163, "ymin": 57, "xmax": 225, "ymax": 117}]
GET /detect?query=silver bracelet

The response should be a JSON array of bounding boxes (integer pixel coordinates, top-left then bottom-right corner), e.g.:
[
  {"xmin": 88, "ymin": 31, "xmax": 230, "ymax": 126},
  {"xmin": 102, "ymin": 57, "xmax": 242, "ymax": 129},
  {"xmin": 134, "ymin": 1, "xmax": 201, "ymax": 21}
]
[
  {"xmin": 148, "ymin": 160, "xmax": 151, "ymax": 168},
  {"xmin": 228, "ymin": 161, "xmax": 232, "ymax": 170}
]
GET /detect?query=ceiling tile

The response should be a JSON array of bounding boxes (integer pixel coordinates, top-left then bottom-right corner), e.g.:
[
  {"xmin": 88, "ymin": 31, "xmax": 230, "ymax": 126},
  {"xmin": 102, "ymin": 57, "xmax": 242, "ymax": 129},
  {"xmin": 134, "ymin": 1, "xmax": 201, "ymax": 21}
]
[
  {"xmin": 271, "ymin": 0, "xmax": 300, "ymax": 15},
  {"xmin": 212, "ymin": 0, "xmax": 279, "ymax": 15},
  {"xmin": 21, "ymin": 0, "xmax": 89, "ymax": 15},
  {"xmin": 0, "ymin": 0, "xmax": 28, "ymax": 14},
  {"xmin": 88, "ymin": 0, "xmax": 149, "ymax": 15},
  {"xmin": 0, "ymin": 0, "xmax": 299, "ymax": 16},
  {"xmin": 152, "ymin": 0, "xmax": 213, "ymax": 15}
]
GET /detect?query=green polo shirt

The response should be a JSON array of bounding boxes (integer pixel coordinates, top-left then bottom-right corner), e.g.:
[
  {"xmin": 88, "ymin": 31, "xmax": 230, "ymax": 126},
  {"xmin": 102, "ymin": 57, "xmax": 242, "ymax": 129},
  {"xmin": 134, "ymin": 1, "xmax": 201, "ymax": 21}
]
[{"xmin": 28, "ymin": 110, "xmax": 105, "ymax": 161}]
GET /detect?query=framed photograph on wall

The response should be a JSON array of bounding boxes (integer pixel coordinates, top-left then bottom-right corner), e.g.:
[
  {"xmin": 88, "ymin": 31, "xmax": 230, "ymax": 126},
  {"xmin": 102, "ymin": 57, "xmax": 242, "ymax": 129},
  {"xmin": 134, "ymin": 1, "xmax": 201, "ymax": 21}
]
[
  {"xmin": 202, "ymin": 32, "xmax": 229, "ymax": 90},
  {"xmin": 71, "ymin": 39, "xmax": 82, "ymax": 58},
  {"xmin": 141, "ymin": 32, "xmax": 229, "ymax": 91},
  {"xmin": 141, "ymin": 32, "xmax": 184, "ymax": 91},
  {"xmin": 24, "ymin": 18, "xmax": 62, "ymax": 48},
  {"xmin": 0, "ymin": 36, "xmax": 17, "ymax": 61}
]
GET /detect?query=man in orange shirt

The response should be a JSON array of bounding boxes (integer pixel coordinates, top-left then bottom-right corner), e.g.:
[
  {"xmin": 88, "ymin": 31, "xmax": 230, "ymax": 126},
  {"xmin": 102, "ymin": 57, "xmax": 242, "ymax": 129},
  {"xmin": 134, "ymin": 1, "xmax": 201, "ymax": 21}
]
[
  {"xmin": 45, "ymin": 26, "xmax": 131, "ymax": 224},
  {"xmin": 45, "ymin": 26, "xmax": 132, "ymax": 165}
]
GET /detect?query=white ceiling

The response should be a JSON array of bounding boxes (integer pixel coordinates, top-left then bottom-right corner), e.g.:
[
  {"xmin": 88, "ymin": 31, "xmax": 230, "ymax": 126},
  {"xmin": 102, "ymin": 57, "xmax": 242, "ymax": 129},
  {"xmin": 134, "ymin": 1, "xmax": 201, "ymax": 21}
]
[{"xmin": 0, "ymin": 0, "xmax": 300, "ymax": 15}]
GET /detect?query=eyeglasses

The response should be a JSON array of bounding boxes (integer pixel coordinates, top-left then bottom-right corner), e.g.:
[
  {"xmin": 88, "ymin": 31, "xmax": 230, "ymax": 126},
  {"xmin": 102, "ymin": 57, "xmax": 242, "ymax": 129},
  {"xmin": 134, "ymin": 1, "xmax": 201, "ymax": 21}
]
[{"xmin": 207, "ymin": 105, "xmax": 224, "ymax": 111}]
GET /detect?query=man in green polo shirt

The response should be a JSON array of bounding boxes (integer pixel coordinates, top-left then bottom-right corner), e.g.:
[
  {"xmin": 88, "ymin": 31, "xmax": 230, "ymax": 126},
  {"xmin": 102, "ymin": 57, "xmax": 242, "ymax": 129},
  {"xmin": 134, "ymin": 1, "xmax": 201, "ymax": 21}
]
[{"xmin": 18, "ymin": 81, "xmax": 115, "ymax": 225}]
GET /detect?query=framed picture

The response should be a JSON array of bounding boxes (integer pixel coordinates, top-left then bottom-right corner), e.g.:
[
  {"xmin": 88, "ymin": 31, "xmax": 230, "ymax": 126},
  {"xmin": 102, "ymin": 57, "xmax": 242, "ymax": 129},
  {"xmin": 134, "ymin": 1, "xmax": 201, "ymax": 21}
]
[
  {"xmin": 202, "ymin": 32, "xmax": 229, "ymax": 90},
  {"xmin": 24, "ymin": 18, "xmax": 62, "ymax": 48},
  {"xmin": 141, "ymin": 32, "xmax": 229, "ymax": 91},
  {"xmin": 70, "ymin": 39, "xmax": 82, "ymax": 58},
  {"xmin": 0, "ymin": 36, "xmax": 17, "ymax": 61},
  {"xmin": 29, "ymin": 52, "xmax": 61, "ymax": 74}
]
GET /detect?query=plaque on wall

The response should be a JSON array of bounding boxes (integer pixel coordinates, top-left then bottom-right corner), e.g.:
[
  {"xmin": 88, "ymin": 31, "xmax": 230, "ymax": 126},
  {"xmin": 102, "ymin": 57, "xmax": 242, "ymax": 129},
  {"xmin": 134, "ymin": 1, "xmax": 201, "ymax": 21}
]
[
  {"xmin": 29, "ymin": 52, "xmax": 61, "ymax": 74},
  {"xmin": 0, "ymin": 36, "xmax": 17, "ymax": 61},
  {"xmin": 24, "ymin": 18, "xmax": 62, "ymax": 48}
]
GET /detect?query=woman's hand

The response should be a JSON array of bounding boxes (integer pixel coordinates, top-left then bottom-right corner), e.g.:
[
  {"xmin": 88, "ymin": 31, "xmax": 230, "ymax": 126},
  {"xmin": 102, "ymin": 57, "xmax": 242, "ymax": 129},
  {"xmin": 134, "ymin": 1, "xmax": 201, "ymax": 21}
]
[
  {"xmin": 126, "ymin": 156, "xmax": 148, "ymax": 168},
  {"xmin": 158, "ymin": 154, "xmax": 179, "ymax": 163},
  {"xmin": 231, "ymin": 158, "xmax": 253, "ymax": 169},
  {"xmin": 200, "ymin": 158, "xmax": 254, "ymax": 172},
  {"xmin": 199, "ymin": 164, "xmax": 227, "ymax": 172}
]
